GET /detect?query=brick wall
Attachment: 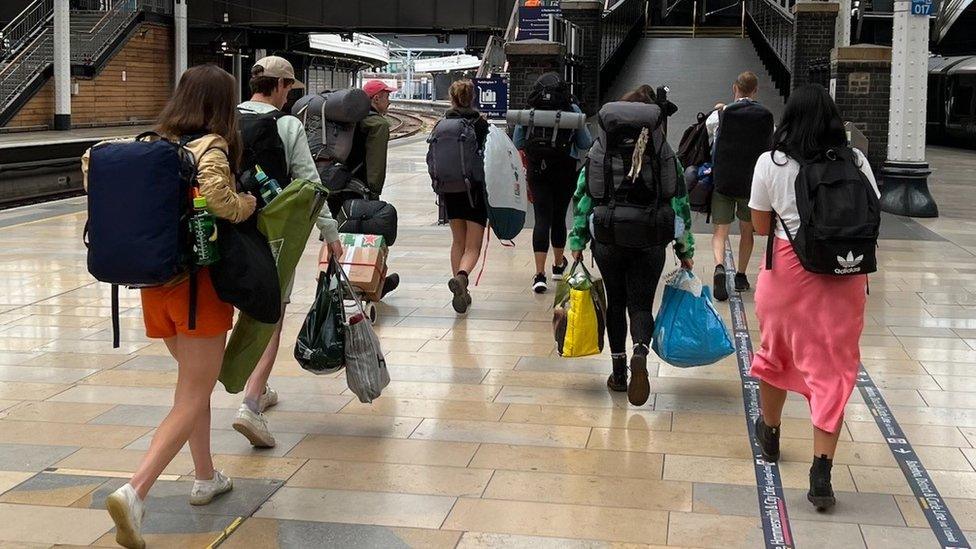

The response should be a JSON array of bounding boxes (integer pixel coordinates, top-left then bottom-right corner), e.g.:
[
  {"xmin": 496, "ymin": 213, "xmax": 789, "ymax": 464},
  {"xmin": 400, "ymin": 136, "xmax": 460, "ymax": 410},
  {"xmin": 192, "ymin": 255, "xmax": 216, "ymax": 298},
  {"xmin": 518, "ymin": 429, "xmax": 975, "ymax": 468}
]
[
  {"xmin": 560, "ymin": 1, "xmax": 602, "ymax": 115},
  {"xmin": 791, "ymin": 3, "xmax": 838, "ymax": 92},
  {"xmin": 5, "ymin": 22, "xmax": 173, "ymax": 129},
  {"xmin": 831, "ymin": 46, "xmax": 892, "ymax": 172},
  {"xmin": 504, "ymin": 41, "xmax": 566, "ymax": 111}
]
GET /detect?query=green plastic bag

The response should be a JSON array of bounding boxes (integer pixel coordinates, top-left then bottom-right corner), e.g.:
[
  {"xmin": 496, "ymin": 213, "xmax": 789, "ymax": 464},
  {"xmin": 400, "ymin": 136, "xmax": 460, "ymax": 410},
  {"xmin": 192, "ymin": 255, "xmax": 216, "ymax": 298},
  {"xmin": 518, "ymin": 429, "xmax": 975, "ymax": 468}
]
[
  {"xmin": 294, "ymin": 264, "xmax": 345, "ymax": 375},
  {"xmin": 219, "ymin": 179, "xmax": 326, "ymax": 393}
]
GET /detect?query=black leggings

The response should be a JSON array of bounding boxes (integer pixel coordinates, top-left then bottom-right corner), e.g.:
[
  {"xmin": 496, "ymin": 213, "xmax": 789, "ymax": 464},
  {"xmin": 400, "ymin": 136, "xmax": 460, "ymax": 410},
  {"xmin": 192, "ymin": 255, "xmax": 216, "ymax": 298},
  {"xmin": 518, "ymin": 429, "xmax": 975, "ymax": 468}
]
[
  {"xmin": 527, "ymin": 154, "xmax": 577, "ymax": 255},
  {"xmin": 592, "ymin": 241, "xmax": 667, "ymax": 354}
]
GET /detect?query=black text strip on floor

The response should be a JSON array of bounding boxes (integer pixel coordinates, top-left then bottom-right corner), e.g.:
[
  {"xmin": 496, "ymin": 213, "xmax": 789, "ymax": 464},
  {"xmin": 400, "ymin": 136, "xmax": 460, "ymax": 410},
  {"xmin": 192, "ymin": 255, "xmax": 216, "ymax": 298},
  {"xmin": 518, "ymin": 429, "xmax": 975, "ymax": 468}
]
[
  {"xmin": 856, "ymin": 366, "xmax": 971, "ymax": 548},
  {"xmin": 724, "ymin": 243, "xmax": 796, "ymax": 549}
]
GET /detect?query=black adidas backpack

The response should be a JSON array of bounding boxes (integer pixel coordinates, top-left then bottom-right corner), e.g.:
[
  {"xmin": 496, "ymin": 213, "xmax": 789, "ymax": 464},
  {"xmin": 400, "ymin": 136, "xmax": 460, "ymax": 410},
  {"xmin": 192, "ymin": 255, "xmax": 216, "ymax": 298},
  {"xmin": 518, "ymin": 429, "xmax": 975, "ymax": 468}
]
[
  {"xmin": 524, "ymin": 73, "xmax": 576, "ymax": 159},
  {"xmin": 767, "ymin": 147, "xmax": 880, "ymax": 276}
]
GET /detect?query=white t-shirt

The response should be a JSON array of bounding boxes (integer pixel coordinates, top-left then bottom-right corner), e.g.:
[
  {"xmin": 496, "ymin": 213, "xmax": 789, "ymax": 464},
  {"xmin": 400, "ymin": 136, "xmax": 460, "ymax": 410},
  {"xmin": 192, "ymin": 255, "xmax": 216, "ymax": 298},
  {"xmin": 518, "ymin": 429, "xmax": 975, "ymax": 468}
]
[{"xmin": 748, "ymin": 149, "xmax": 880, "ymax": 240}]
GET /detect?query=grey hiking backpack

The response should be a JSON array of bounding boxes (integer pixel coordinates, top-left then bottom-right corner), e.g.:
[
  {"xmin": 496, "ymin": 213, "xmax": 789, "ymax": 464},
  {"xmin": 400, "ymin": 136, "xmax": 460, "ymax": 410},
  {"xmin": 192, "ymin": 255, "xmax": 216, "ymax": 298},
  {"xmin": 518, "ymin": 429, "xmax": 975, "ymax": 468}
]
[
  {"xmin": 426, "ymin": 118, "xmax": 484, "ymax": 195},
  {"xmin": 292, "ymin": 89, "xmax": 371, "ymax": 164},
  {"xmin": 586, "ymin": 101, "xmax": 679, "ymax": 249}
]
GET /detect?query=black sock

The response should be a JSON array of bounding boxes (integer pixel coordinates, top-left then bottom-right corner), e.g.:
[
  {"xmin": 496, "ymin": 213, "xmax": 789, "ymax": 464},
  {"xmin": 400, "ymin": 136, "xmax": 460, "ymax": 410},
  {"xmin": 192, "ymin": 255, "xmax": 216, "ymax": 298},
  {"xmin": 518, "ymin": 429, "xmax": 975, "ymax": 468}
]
[
  {"xmin": 457, "ymin": 270, "xmax": 467, "ymax": 277},
  {"xmin": 632, "ymin": 343, "xmax": 649, "ymax": 357}
]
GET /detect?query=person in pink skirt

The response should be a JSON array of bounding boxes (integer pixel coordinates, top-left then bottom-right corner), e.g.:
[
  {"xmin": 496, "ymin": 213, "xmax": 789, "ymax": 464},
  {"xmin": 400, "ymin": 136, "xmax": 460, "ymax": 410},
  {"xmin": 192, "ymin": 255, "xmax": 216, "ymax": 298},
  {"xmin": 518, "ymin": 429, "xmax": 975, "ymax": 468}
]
[{"xmin": 748, "ymin": 85, "xmax": 880, "ymax": 511}]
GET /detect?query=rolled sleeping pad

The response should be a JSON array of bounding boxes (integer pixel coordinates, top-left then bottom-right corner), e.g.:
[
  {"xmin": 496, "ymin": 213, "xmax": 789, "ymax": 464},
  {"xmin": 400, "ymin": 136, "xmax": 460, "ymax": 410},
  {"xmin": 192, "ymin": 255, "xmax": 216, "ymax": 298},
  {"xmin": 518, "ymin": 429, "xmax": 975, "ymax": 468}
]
[{"xmin": 506, "ymin": 109, "xmax": 587, "ymax": 130}]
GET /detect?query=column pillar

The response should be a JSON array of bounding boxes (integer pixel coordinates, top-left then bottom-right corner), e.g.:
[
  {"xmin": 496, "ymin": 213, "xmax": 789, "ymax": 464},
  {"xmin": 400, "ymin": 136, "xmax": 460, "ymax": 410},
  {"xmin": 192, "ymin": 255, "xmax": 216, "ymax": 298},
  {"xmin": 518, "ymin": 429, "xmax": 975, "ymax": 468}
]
[
  {"xmin": 830, "ymin": 45, "xmax": 891, "ymax": 172},
  {"xmin": 560, "ymin": 0, "xmax": 602, "ymax": 115},
  {"xmin": 881, "ymin": 0, "xmax": 937, "ymax": 217},
  {"xmin": 835, "ymin": 0, "xmax": 852, "ymax": 47},
  {"xmin": 791, "ymin": 1, "xmax": 838, "ymax": 91},
  {"xmin": 504, "ymin": 40, "xmax": 567, "ymax": 112},
  {"xmin": 174, "ymin": 0, "xmax": 188, "ymax": 83},
  {"xmin": 53, "ymin": 0, "xmax": 71, "ymax": 130},
  {"xmin": 232, "ymin": 53, "xmax": 242, "ymax": 103}
]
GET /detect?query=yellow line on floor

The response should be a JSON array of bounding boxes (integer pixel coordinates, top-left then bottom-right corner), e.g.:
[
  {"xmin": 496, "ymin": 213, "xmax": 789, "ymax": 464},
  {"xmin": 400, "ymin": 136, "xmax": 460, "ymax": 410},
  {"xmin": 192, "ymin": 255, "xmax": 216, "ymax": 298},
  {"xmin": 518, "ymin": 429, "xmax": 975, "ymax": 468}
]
[
  {"xmin": 207, "ymin": 516, "xmax": 244, "ymax": 549},
  {"xmin": 45, "ymin": 467, "xmax": 181, "ymax": 481}
]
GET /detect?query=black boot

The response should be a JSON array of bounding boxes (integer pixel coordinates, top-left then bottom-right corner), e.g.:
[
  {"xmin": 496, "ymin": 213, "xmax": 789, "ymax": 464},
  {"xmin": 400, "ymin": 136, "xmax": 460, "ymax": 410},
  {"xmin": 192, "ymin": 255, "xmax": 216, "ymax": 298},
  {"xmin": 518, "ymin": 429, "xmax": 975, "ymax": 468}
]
[
  {"xmin": 808, "ymin": 454, "xmax": 836, "ymax": 511},
  {"xmin": 607, "ymin": 354, "xmax": 627, "ymax": 392},
  {"xmin": 754, "ymin": 415, "xmax": 780, "ymax": 462},
  {"xmin": 628, "ymin": 344, "xmax": 650, "ymax": 406}
]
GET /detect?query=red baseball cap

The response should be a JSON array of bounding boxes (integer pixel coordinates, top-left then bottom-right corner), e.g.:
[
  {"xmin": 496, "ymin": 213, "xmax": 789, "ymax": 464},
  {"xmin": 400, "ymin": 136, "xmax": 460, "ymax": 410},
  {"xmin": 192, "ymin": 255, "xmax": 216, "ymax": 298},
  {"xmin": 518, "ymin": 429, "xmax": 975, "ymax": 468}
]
[{"xmin": 363, "ymin": 79, "xmax": 397, "ymax": 98}]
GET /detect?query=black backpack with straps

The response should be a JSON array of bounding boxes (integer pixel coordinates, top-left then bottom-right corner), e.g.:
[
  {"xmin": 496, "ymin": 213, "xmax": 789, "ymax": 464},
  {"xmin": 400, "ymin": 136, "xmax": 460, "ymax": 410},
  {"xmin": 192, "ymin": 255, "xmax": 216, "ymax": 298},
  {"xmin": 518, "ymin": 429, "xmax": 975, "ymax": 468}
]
[
  {"xmin": 766, "ymin": 147, "xmax": 880, "ymax": 276},
  {"xmin": 238, "ymin": 107, "xmax": 290, "ymax": 198},
  {"xmin": 524, "ymin": 74, "xmax": 576, "ymax": 159}
]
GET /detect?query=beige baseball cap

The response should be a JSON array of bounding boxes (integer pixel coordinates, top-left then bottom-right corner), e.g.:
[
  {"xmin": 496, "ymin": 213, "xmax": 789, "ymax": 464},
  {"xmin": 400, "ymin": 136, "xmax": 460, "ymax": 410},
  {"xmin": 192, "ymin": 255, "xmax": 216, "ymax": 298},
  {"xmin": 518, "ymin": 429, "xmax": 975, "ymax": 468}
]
[{"xmin": 252, "ymin": 56, "xmax": 304, "ymax": 89}]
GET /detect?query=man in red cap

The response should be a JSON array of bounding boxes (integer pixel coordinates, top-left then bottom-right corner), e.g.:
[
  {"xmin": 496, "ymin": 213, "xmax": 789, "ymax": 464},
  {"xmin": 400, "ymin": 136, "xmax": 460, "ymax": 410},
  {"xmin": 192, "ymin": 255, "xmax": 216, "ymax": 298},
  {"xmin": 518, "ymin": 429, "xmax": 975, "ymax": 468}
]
[
  {"xmin": 347, "ymin": 78, "xmax": 401, "ymax": 296},
  {"xmin": 348, "ymin": 79, "xmax": 397, "ymax": 198}
]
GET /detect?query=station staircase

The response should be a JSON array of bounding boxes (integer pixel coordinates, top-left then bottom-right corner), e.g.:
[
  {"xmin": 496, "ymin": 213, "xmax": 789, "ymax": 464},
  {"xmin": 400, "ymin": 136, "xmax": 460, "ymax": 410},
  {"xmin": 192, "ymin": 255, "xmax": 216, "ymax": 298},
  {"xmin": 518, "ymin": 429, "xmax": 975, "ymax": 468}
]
[{"xmin": 0, "ymin": 0, "xmax": 165, "ymax": 127}]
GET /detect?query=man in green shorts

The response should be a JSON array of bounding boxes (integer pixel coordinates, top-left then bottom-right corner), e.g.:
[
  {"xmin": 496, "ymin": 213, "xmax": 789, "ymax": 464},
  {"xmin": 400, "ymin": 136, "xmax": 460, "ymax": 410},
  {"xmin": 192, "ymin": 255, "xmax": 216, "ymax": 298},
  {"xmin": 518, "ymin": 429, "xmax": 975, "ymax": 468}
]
[{"xmin": 707, "ymin": 71, "xmax": 774, "ymax": 301}]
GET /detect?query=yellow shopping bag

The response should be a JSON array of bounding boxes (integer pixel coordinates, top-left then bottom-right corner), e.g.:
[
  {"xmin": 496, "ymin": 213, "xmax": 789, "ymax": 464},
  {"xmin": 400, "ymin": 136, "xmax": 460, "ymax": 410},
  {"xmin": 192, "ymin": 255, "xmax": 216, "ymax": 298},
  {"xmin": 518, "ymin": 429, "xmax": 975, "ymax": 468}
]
[{"xmin": 553, "ymin": 261, "xmax": 605, "ymax": 358}]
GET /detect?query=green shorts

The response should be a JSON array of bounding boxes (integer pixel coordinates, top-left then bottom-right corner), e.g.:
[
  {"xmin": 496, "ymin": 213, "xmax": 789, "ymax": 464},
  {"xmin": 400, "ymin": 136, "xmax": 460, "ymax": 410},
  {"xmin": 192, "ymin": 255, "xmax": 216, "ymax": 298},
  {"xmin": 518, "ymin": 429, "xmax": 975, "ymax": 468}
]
[{"xmin": 711, "ymin": 192, "xmax": 752, "ymax": 224}]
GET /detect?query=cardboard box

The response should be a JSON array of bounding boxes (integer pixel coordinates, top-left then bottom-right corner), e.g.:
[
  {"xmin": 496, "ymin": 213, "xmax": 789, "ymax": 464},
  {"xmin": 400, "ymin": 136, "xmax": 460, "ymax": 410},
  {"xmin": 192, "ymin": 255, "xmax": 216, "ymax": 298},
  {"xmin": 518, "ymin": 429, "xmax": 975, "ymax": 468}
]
[{"xmin": 320, "ymin": 233, "xmax": 388, "ymax": 300}]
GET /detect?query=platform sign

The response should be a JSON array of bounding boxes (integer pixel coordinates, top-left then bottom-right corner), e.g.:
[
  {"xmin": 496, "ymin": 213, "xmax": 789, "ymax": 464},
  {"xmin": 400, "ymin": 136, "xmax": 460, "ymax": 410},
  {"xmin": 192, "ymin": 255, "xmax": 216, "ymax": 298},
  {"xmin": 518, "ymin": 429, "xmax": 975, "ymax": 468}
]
[
  {"xmin": 517, "ymin": 5, "xmax": 561, "ymax": 40},
  {"xmin": 474, "ymin": 77, "xmax": 508, "ymax": 119},
  {"xmin": 910, "ymin": 0, "xmax": 937, "ymax": 16}
]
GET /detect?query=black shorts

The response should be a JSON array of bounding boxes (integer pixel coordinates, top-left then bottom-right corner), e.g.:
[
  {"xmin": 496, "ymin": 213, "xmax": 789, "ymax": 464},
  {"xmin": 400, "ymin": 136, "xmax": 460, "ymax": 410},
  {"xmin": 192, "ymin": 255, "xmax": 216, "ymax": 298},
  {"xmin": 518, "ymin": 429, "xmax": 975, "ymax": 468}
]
[{"xmin": 443, "ymin": 185, "xmax": 488, "ymax": 226}]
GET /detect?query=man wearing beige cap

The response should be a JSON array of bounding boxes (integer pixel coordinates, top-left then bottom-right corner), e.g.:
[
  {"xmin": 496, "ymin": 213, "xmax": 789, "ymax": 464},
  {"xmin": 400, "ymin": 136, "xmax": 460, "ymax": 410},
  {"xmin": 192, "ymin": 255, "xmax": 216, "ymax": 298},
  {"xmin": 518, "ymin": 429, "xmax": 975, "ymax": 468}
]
[{"xmin": 232, "ymin": 55, "xmax": 343, "ymax": 448}]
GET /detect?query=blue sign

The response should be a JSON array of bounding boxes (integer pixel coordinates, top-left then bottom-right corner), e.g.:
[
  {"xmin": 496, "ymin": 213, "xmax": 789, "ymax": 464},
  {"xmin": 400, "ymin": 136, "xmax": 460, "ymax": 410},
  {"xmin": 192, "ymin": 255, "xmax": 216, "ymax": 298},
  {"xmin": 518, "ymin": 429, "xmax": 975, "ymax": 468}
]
[
  {"xmin": 516, "ymin": 6, "xmax": 561, "ymax": 40},
  {"xmin": 474, "ymin": 77, "xmax": 508, "ymax": 119},
  {"xmin": 910, "ymin": 0, "xmax": 937, "ymax": 16}
]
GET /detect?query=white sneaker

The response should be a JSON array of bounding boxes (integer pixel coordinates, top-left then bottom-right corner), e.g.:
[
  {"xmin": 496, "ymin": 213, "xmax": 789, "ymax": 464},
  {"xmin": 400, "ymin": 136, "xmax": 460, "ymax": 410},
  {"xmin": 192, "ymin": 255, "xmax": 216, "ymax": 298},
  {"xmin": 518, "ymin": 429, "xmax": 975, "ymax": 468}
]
[
  {"xmin": 232, "ymin": 404, "xmax": 276, "ymax": 448},
  {"xmin": 258, "ymin": 385, "xmax": 279, "ymax": 412},
  {"xmin": 189, "ymin": 470, "xmax": 233, "ymax": 506},
  {"xmin": 105, "ymin": 483, "xmax": 145, "ymax": 549}
]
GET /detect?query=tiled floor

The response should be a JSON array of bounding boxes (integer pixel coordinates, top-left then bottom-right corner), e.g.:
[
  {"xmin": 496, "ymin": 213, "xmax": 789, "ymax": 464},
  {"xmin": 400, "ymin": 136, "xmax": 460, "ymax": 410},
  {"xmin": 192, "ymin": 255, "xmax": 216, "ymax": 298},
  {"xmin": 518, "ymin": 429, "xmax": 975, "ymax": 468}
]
[{"xmin": 0, "ymin": 136, "xmax": 974, "ymax": 549}]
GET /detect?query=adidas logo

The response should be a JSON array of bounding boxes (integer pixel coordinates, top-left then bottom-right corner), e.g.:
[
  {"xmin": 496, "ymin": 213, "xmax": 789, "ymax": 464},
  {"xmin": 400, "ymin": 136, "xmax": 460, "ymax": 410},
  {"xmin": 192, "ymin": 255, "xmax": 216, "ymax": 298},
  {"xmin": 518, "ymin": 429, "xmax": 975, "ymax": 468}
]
[{"xmin": 834, "ymin": 251, "xmax": 863, "ymax": 274}]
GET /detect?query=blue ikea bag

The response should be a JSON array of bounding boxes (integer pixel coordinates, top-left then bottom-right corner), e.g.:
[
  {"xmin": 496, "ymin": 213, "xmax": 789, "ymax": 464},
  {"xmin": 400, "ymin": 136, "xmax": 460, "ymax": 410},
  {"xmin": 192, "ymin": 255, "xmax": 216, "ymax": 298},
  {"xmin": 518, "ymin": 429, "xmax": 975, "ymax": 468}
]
[{"xmin": 652, "ymin": 269, "xmax": 734, "ymax": 367}]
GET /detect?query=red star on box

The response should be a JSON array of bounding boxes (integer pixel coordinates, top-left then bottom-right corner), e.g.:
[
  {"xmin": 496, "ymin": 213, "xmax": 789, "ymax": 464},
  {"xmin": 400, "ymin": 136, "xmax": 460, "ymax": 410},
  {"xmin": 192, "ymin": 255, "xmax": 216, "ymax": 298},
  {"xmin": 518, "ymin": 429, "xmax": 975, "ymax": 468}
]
[{"xmin": 363, "ymin": 235, "xmax": 378, "ymax": 246}]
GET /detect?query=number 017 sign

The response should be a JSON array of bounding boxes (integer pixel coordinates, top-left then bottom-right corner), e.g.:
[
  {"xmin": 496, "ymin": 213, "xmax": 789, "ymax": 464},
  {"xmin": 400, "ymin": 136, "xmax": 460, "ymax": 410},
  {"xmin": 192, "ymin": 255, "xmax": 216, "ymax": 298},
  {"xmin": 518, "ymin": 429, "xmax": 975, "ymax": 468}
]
[{"xmin": 911, "ymin": 0, "xmax": 937, "ymax": 16}]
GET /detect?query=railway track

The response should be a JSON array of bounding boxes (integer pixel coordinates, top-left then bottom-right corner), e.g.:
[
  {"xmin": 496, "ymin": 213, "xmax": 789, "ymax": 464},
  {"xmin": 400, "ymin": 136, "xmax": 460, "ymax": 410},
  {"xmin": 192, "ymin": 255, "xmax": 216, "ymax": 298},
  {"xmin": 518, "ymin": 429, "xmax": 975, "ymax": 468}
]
[{"xmin": 387, "ymin": 109, "xmax": 440, "ymax": 140}]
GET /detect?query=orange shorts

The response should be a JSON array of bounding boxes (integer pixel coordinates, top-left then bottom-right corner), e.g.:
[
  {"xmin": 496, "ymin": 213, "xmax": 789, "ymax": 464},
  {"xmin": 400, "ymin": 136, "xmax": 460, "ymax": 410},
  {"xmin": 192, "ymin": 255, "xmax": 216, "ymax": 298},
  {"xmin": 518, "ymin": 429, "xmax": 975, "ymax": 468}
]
[{"xmin": 140, "ymin": 268, "xmax": 233, "ymax": 339}]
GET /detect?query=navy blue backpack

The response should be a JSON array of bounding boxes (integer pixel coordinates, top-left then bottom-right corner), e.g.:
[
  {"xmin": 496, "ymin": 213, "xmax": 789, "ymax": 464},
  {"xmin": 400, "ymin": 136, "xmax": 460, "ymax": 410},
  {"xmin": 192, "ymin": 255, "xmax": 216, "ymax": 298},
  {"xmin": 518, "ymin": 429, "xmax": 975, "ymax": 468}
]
[{"xmin": 86, "ymin": 132, "xmax": 196, "ymax": 346}]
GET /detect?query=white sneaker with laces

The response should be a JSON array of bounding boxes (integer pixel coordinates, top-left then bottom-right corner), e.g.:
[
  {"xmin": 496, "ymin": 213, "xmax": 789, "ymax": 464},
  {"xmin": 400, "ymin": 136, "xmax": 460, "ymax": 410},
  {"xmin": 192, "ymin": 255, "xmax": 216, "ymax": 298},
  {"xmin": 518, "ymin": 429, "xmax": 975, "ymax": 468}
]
[
  {"xmin": 258, "ymin": 385, "xmax": 278, "ymax": 412},
  {"xmin": 232, "ymin": 404, "xmax": 276, "ymax": 448},
  {"xmin": 189, "ymin": 470, "xmax": 233, "ymax": 506},
  {"xmin": 105, "ymin": 483, "xmax": 146, "ymax": 549}
]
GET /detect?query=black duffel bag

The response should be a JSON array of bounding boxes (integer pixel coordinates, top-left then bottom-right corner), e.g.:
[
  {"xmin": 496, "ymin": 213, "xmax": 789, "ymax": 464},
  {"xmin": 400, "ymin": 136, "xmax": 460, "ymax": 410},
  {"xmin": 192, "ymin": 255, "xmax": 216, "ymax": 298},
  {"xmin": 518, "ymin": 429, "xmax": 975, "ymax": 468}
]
[
  {"xmin": 337, "ymin": 198, "xmax": 398, "ymax": 246},
  {"xmin": 210, "ymin": 215, "xmax": 282, "ymax": 324}
]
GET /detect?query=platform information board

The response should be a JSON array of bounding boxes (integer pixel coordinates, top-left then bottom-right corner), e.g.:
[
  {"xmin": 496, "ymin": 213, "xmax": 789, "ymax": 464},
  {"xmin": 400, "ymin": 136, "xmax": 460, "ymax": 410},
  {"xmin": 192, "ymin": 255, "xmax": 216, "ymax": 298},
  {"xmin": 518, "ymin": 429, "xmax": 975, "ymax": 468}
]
[
  {"xmin": 910, "ymin": 0, "xmax": 937, "ymax": 16},
  {"xmin": 517, "ymin": 5, "xmax": 561, "ymax": 40},
  {"xmin": 474, "ymin": 77, "xmax": 509, "ymax": 119}
]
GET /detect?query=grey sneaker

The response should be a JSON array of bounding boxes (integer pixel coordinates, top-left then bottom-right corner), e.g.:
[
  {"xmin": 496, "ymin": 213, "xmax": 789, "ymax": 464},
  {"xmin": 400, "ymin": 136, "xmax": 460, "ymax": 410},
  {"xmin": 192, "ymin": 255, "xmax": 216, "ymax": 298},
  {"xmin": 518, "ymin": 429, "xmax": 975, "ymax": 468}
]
[
  {"xmin": 258, "ymin": 385, "xmax": 278, "ymax": 412},
  {"xmin": 232, "ymin": 404, "xmax": 276, "ymax": 448},
  {"xmin": 105, "ymin": 483, "xmax": 145, "ymax": 549},
  {"xmin": 448, "ymin": 273, "xmax": 472, "ymax": 314},
  {"xmin": 190, "ymin": 470, "xmax": 233, "ymax": 506}
]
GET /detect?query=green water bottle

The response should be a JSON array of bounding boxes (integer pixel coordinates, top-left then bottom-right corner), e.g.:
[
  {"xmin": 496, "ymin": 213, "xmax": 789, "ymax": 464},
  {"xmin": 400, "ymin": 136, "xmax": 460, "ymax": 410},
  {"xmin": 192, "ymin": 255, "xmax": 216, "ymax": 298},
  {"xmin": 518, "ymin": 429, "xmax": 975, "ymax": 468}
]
[
  {"xmin": 189, "ymin": 192, "xmax": 219, "ymax": 266},
  {"xmin": 255, "ymin": 164, "xmax": 282, "ymax": 205}
]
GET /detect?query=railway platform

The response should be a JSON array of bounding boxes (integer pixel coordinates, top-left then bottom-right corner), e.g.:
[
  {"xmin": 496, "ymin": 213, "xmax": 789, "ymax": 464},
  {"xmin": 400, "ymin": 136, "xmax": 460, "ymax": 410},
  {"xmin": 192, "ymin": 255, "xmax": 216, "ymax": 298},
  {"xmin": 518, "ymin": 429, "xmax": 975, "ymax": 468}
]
[{"xmin": 0, "ymin": 133, "xmax": 974, "ymax": 548}]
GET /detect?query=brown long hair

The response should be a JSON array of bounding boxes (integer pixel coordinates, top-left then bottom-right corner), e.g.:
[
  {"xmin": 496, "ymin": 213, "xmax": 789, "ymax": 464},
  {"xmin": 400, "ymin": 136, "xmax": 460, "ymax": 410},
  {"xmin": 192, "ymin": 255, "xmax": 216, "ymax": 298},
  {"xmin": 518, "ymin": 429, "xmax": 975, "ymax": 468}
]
[
  {"xmin": 156, "ymin": 64, "xmax": 242, "ymax": 171},
  {"xmin": 449, "ymin": 79, "xmax": 475, "ymax": 109},
  {"xmin": 619, "ymin": 85, "xmax": 655, "ymax": 104}
]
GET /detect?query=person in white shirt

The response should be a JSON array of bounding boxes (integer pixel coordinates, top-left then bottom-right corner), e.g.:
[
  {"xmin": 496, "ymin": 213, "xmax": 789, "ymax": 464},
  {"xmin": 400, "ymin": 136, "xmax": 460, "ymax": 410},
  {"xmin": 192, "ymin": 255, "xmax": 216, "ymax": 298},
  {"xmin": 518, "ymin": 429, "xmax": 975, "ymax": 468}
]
[
  {"xmin": 748, "ymin": 84, "xmax": 880, "ymax": 512},
  {"xmin": 707, "ymin": 71, "xmax": 774, "ymax": 302},
  {"xmin": 232, "ymin": 56, "xmax": 343, "ymax": 449}
]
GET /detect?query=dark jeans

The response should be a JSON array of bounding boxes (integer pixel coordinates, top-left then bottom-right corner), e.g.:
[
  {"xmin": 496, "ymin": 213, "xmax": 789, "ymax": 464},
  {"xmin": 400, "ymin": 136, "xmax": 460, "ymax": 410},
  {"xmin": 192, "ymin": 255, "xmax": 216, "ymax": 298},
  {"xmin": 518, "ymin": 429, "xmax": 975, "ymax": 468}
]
[
  {"xmin": 592, "ymin": 241, "xmax": 667, "ymax": 354},
  {"xmin": 527, "ymin": 154, "xmax": 577, "ymax": 254}
]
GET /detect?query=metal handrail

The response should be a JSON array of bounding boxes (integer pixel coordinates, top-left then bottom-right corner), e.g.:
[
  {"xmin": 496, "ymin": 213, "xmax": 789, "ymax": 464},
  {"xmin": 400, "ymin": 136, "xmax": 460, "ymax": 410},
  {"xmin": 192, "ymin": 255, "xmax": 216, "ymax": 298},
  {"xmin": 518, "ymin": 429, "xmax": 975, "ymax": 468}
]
[
  {"xmin": 600, "ymin": 0, "xmax": 644, "ymax": 68},
  {"xmin": 0, "ymin": 0, "xmax": 54, "ymax": 60},
  {"xmin": 745, "ymin": 0, "xmax": 794, "ymax": 67}
]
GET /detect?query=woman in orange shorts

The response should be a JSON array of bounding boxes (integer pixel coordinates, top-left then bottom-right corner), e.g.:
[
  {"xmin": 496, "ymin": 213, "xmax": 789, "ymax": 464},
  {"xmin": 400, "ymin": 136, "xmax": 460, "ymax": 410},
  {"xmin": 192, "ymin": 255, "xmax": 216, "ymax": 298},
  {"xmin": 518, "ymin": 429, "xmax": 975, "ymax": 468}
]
[{"xmin": 84, "ymin": 64, "xmax": 257, "ymax": 549}]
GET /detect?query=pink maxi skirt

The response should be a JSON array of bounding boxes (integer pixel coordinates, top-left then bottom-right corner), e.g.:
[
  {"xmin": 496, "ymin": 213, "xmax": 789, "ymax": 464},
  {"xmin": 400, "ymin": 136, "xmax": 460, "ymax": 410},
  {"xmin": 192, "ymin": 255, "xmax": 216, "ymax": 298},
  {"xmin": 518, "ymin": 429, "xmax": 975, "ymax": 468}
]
[{"xmin": 750, "ymin": 237, "xmax": 867, "ymax": 433}]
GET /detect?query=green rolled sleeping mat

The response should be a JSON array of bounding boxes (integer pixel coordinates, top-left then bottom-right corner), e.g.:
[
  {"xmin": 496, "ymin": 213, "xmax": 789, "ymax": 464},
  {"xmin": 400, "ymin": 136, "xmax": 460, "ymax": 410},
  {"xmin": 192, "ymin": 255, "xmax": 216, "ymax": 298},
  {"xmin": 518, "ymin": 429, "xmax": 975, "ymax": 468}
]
[{"xmin": 219, "ymin": 178, "xmax": 327, "ymax": 393}]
